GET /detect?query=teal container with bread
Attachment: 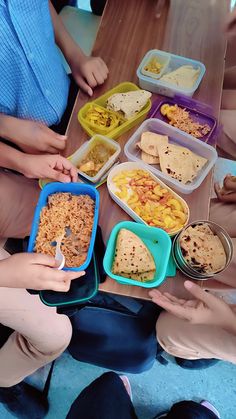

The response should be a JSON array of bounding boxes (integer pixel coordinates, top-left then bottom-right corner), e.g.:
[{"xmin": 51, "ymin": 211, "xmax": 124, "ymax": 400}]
[{"xmin": 103, "ymin": 221, "xmax": 172, "ymax": 288}]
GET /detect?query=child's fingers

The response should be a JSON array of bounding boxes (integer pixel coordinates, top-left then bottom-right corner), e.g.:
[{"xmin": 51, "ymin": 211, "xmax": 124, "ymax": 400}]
[
  {"xmin": 223, "ymin": 176, "xmax": 236, "ymax": 192},
  {"xmin": 93, "ymin": 68, "xmax": 106, "ymax": 85},
  {"xmin": 75, "ymin": 75, "xmax": 93, "ymax": 96},
  {"xmin": 85, "ymin": 72, "xmax": 98, "ymax": 88},
  {"xmin": 47, "ymin": 168, "xmax": 71, "ymax": 183},
  {"xmin": 216, "ymin": 192, "xmax": 236, "ymax": 203},
  {"xmin": 98, "ymin": 58, "xmax": 109, "ymax": 75},
  {"xmin": 214, "ymin": 182, "xmax": 223, "ymax": 198}
]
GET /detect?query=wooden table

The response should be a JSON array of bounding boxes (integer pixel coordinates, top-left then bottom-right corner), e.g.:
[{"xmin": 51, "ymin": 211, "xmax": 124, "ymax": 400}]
[{"xmin": 66, "ymin": 0, "xmax": 229, "ymax": 299}]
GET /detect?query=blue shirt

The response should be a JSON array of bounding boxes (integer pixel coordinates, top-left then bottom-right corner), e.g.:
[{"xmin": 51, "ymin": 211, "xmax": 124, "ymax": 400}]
[{"xmin": 0, "ymin": 0, "xmax": 70, "ymax": 125}]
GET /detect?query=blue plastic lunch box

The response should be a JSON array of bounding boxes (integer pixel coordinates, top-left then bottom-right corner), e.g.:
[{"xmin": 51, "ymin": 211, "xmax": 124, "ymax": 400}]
[{"xmin": 27, "ymin": 182, "xmax": 100, "ymax": 271}]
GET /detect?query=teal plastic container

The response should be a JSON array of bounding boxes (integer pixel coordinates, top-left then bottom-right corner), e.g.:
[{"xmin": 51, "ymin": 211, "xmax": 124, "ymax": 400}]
[{"xmin": 103, "ymin": 221, "xmax": 172, "ymax": 288}]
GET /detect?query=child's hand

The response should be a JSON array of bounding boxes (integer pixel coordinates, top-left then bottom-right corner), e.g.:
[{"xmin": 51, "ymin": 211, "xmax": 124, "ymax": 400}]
[
  {"xmin": 215, "ymin": 174, "xmax": 236, "ymax": 203},
  {"xmin": 0, "ymin": 253, "xmax": 85, "ymax": 291},
  {"xmin": 149, "ymin": 281, "xmax": 236, "ymax": 332},
  {"xmin": 13, "ymin": 120, "xmax": 67, "ymax": 154},
  {"xmin": 18, "ymin": 154, "xmax": 78, "ymax": 182},
  {"xmin": 71, "ymin": 56, "xmax": 108, "ymax": 96}
]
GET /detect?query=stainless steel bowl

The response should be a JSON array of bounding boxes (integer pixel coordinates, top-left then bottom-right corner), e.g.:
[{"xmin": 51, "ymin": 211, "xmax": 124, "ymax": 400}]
[{"xmin": 172, "ymin": 220, "xmax": 234, "ymax": 280}]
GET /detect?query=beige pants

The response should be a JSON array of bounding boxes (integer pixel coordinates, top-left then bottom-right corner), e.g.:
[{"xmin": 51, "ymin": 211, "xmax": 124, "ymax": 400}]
[
  {"xmin": 0, "ymin": 248, "xmax": 72, "ymax": 387},
  {"xmin": 156, "ymin": 199, "xmax": 236, "ymax": 361},
  {"xmin": 217, "ymin": 38, "xmax": 236, "ymax": 158},
  {"xmin": 0, "ymin": 170, "xmax": 40, "ymax": 238},
  {"xmin": 0, "ymin": 172, "xmax": 72, "ymax": 387},
  {"xmin": 218, "ymin": 87, "xmax": 236, "ymax": 159}
]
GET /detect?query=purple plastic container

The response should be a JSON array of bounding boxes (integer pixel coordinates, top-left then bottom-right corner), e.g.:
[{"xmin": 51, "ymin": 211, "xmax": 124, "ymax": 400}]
[{"xmin": 148, "ymin": 95, "xmax": 219, "ymax": 146}]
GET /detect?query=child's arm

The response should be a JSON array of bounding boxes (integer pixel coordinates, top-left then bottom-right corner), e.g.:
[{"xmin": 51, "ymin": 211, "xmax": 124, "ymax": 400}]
[
  {"xmin": 49, "ymin": 1, "xmax": 108, "ymax": 96},
  {"xmin": 0, "ymin": 114, "xmax": 67, "ymax": 154},
  {"xmin": 0, "ymin": 253, "xmax": 84, "ymax": 291},
  {"xmin": 150, "ymin": 281, "xmax": 236, "ymax": 336},
  {"xmin": 0, "ymin": 141, "xmax": 78, "ymax": 182}
]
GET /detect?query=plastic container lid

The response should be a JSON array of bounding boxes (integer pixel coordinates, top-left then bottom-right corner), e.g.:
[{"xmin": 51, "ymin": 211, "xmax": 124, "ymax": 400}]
[
  {"xmin": 137, "ymin": 49, "xmax": 206, "ymax": 98},
  {"xmin": 140, "ymin": 50, "xmax": 171, "ymax": 80},
  {"xmin": 68, "ymin": 135, "xmax": 121, "ymax": 184},
  {"xmin": 148, "ymin": 95, "xmax": 218, "ymax": 145},
  {"xmin": 124, "ymin": 118, "xmax": 218, "ymax": 194},
  {"xmin": 103, "ymin": 221, "xmax": 172, "ymax": 288},
  {"xmin": 78, "ymin": 82, "xmax": 151, "ymax": 140},
  {"xmin": 28, "ymin": 182, "xmax": 100, "ymax": 271},
  {"xmin": 107, "ymin": 161, "xmax": 190, "ymax": 236}
]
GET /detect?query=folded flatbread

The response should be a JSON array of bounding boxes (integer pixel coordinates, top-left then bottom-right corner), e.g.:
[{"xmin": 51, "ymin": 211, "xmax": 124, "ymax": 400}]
[
  {"xmin": 112, "ymin": 229, "xmax": 155, "ymax": 275},
  {"xmin": 158, "ymin": 143, "xmax": 207, "ymax": 184},
  {"xmin": 119, "ymin": 270, "xmax": 155, "ymax": 281},
  {"xmin": 140, "ymin": 132, "xmax": 168, "ymax": 157},
  {"xmin": 106, "ymin": 90, "xmax": 151, "ymax": 119},
  {"xmin": 141, "ymin": 151, "xmax": 160, "ymax": 165},
  {"xmin": 160, "ymin": 65, "xmax": 200, "ymax": 89},
  {"xmin": 180, "ymin": 224, "xmax": 226, "ymax": 274},
  {"xmin": 136, "ymin": 142, "xmax": 160, "ymax": 164}
]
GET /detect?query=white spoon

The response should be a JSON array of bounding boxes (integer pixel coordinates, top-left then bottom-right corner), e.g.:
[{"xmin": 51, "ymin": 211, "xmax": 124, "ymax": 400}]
[{"xmin": 55, "ymin": 235, "xmax": 65, "ymax": 270}]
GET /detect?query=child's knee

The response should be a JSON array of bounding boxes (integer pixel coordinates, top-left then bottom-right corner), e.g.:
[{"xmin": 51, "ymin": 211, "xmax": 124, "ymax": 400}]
[{"xmin": 46, "ymin": 315, "xmax": 72, "ymax": 355}]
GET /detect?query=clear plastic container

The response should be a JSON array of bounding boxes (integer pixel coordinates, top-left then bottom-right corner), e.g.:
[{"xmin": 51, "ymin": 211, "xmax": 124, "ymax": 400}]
[
  {"xmin": 107, "ymin": 162, "xmax": 190, "ymax": 236},
  {"xmin": 140, "ymin": 50, "xmax": 171, "ymax": 80},
  {"xmin": 124, "ymin": 118, "xmax": 218, "ymax": 194},
  {"xmin": 137, "ymin": 50, "xmax": 206, "ymax": 97},
  {"xmin": 69, "ymin": 135, "xmax": 121, "ymax": 183},
  {"xmin": 78, "ymin": 82, "xmax": 151, "ymax": 140},
  {"xmin": 103, "ymin": 221, "xmax": 172, "ymax": 288}
]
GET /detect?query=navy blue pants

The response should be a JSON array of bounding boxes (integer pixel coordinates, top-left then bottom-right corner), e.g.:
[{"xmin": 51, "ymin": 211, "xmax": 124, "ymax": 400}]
[{"xmin": 66, "ymin": 372, "xmax": 218, "ymax": 419}]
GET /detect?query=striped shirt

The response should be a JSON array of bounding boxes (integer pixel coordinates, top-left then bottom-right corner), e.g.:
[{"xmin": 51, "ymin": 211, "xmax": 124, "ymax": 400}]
[{"xmin": 0, "ymin": 0, "xmax": 70, "ymax": 125}]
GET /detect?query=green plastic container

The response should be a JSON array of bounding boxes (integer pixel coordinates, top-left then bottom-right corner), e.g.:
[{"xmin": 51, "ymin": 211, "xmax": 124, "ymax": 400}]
[
  {"xmin": 78, "ymin": 82, "xmax": 152, "ymax": 140},
  {"xmin": 103, "ymin": 221, "xmax": 171, "ymax": 288}
]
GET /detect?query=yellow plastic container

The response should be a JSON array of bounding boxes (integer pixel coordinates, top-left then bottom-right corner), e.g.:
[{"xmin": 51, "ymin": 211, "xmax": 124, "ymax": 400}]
[
  {"xmin": 81, "ymin": 104, "xmax": 122, "ymax": 136},
  {"xmin": 78, "ymin": 82, "xmax": 152, "ymax": 140}
]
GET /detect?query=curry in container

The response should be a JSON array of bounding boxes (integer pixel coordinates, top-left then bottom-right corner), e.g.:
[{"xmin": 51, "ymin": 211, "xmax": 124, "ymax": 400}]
[{"xmin": 78, "ymin": 138, "xmax": 116, "ymax": 177}]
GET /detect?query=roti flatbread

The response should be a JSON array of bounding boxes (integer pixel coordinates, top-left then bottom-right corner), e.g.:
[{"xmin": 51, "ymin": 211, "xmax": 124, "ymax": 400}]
[
  {"xmin": 140, "ymin": 132, "xmax": 168, "ymax": 157},
  {"xmin": 106, "ymin": 90, "xmax": 151, "ymax": 120},
  {"xmin": 141, "ymin": 151, "xmax": 160, "ymax": 164},
  {"xmin": 160, "ymin": 65, "xmax": 201, "ymax": 89},
  {"xmin": 119, "ymin": 270, "xmax": 155, "ymax": 281},
  {"xmin": 180, "ymin": 224, "xmax": 226, "ymax": 274},
  {"xmin": 136, "ymin": 141, "xmax": 160, "ymax": 164},
  {"xmin": 158, "ymin": 143, "xmax": 207, "ymax": 184},
  {"xmin": 112, "ymin": 229, "xmax": 155, "ymax": 275}
]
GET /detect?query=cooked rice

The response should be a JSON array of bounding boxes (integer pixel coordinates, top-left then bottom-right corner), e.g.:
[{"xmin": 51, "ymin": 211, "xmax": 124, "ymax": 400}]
[{"xmin": 35, "ymin": 193, "xmax": 94, "ymax": 267}]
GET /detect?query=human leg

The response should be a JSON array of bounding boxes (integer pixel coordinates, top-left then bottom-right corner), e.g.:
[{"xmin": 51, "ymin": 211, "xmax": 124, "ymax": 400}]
[
  {"xmin": 66, "ymin": 372, "xmax": 138, "ymax": 419},
  {"xmin": 218, "ymin": 108, "xmax": 236, "ymax": 159},
  {"xmin": 0, "ymin": 171, "xmax": 40, "ymax": 239},
  {"xmin": 224, "ymin": 66, "xmax": 236, "ymax": 90},
  {"xmin": 155, "ymin": 400, "xmax": 219, "ymax": 419},
  {"xmin": 0, "ymin": 285, "xmax": 72, "ymax": 387},
  {"xmin": 156, "ymin": 311, "xmax": 236, "ymax": 363}
]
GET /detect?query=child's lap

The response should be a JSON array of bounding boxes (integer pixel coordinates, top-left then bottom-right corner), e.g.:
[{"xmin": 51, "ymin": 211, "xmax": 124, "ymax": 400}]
[{"xmin": 0, "ymin": 170, "xmax": 40, "ymax": 239}]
